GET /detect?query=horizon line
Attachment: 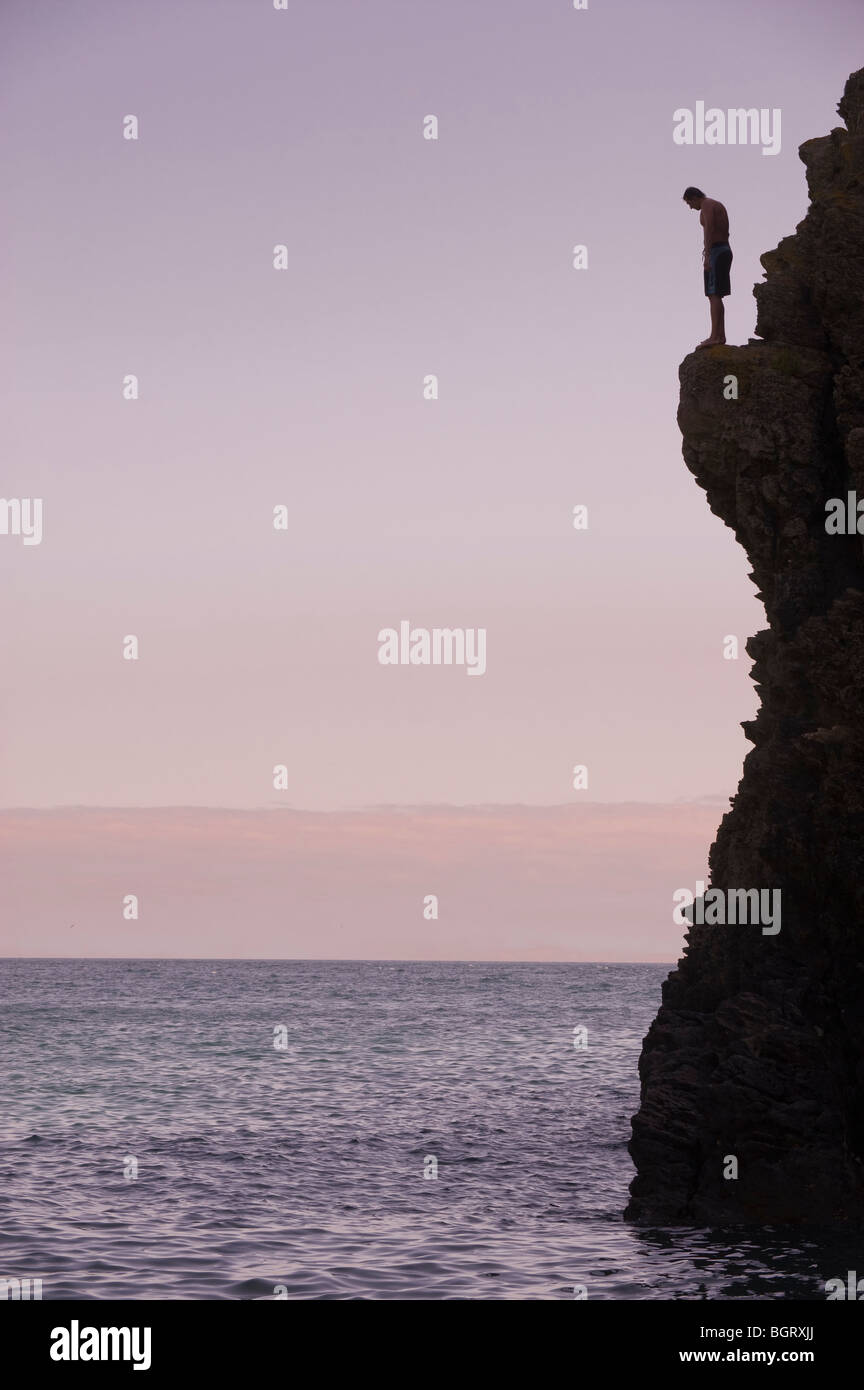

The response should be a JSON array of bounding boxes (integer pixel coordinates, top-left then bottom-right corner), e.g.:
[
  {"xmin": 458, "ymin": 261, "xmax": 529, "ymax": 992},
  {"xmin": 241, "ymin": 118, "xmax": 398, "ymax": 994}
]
[
  {"xmin": 0, "ymin": 797, "xmax": 729, "ymax": 813},
  {"xmin": 0, "ymin": 955, "xmax": 675, "ymax": 965}
]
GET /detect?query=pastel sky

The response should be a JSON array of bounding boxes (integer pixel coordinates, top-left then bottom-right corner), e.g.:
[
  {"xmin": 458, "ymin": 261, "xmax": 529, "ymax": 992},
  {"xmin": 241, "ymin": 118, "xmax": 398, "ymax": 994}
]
[
  {"xmin": 1, "ymin": 1, "xmax": 860, "ymax": 957},
  {"xmin": 2, "ymin": 803, "xmax": 721, "ymax": 962}
]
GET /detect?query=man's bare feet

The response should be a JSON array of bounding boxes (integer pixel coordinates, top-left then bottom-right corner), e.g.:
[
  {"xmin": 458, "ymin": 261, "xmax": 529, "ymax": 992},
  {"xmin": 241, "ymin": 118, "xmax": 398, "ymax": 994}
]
[{"xmin": 696, "ymin": 337, "xmax": 726, "ymax": 349}]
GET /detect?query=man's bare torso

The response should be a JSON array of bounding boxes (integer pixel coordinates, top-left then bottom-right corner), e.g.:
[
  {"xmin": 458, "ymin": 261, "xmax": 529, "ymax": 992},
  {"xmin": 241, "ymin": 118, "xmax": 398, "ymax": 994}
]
[{"xmin": 700, "ymin": 197, "xmax": 730, "ymax": 246}]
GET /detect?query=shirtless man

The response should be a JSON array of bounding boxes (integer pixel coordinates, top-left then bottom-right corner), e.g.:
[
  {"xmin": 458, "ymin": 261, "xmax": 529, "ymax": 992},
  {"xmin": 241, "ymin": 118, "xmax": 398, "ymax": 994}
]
[{"xmin": 682, "ymin": 187, "xmax": 732, "ymax": 348}]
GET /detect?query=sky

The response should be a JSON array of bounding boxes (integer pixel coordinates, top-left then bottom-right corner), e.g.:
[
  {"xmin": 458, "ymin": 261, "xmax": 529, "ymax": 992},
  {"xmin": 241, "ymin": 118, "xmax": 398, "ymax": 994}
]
[
  {"xmin": 1, "ymin": 803, "xmax": 723, "ymax": 961},
  {"xmin": 1, "ymin": 0, "xmax": 861, "ymax": 956}
]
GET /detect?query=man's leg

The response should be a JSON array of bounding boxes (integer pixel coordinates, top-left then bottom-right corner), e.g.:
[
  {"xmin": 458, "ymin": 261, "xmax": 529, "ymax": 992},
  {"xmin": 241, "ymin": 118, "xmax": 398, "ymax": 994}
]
[{"xmin": 698, "ymin": 295, "xmax": 726, "ymax": 347}]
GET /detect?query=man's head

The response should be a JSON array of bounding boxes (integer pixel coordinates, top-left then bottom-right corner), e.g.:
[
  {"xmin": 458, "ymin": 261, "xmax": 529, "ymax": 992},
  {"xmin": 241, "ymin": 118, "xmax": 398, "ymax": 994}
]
[{"xmin": 683, "ymin": 186, "xmax": 706, "ymax": 210}]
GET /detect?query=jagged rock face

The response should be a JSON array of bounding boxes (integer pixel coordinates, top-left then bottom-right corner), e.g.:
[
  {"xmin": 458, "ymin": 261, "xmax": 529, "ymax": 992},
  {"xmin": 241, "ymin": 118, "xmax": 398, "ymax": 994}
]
[{"xmin": 627, "ymin": 69, "xmax": 864, "ymax": 1224}]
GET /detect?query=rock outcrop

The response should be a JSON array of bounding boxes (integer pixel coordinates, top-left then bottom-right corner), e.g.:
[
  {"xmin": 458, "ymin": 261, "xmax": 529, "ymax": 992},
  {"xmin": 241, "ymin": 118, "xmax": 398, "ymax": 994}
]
[{"xmin": 627, "ymin": 68, "xmax": 864, "ymax": 1224}]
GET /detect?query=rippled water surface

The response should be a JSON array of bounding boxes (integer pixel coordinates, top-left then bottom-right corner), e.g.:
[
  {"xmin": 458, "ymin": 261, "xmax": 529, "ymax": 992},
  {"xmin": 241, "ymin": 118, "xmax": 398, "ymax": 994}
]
[{"xmin": 0, "ymin": 959, "xmax": 853, "ymax": 1299}]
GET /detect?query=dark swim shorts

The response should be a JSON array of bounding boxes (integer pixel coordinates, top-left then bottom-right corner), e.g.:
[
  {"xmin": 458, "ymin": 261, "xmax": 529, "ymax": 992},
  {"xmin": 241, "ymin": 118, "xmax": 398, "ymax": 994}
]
[{"xmin": 704, "ymin": 242, "xmax": 733, "ymax": 297}]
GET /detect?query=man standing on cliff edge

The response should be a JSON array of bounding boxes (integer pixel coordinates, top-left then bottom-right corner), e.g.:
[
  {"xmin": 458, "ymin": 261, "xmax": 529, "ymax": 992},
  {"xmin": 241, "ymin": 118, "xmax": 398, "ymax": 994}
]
[{"xmin": 683, "ymin": 187, "xmax": 732, "ymax": 348}]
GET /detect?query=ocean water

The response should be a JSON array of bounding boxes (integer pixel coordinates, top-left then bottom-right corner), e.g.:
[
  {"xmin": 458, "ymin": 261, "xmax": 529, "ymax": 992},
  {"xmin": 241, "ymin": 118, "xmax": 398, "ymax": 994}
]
[{"xmin": 0, "ymin": 959, "xmax": 855, "ymax": 1300}]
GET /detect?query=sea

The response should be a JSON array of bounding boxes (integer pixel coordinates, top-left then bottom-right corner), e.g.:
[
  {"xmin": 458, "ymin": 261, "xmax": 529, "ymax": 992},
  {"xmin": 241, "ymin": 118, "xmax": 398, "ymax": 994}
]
[{"xmin": 0, "ymin": 959, "xmax": 856, "ymax": 1300}]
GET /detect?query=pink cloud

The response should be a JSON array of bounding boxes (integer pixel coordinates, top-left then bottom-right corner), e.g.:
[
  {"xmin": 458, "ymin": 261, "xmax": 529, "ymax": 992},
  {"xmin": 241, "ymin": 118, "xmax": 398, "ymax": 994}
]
[{"xmin": 1, "ymin": 802, "xmax": 722, "ymax": 961}]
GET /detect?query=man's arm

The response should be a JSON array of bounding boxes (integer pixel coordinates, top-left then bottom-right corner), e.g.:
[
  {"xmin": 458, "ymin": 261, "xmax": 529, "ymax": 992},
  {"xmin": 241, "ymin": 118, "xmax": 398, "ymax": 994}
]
[{"xmin": 701, "ymin": 201, "xmax": 715, "ymax": 264}]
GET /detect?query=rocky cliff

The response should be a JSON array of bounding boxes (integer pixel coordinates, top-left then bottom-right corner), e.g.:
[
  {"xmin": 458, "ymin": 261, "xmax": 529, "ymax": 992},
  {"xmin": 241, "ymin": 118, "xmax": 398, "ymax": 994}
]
[{"xmin": 627, "ymin": 68, "xmax": 864, "ymax": 1224}]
